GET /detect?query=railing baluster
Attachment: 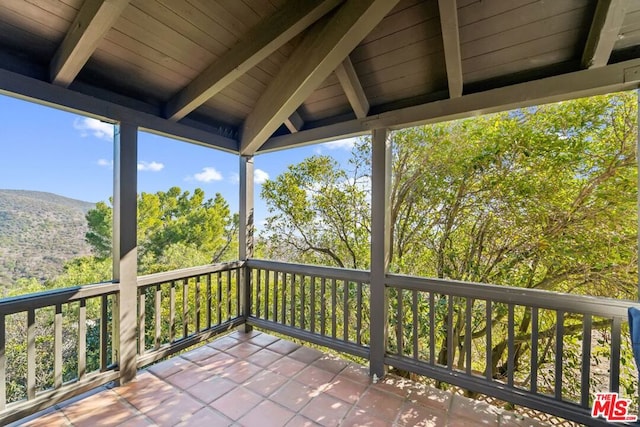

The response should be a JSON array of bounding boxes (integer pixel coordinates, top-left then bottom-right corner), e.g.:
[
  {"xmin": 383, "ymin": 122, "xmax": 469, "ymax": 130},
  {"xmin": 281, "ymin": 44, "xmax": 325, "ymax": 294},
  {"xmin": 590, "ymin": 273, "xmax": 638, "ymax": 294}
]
[
  {"xmin": 0, "ymin": 314, "xmax": 5, "ymax": 410},
  {"xmin": 531, "ymin": 306, "xmax": 538, "ymax": 393},
  {"xmin": 320, "ymin": 277, "xmax": 326, "ymax": 336},
  {"xmin": 195, "ymin": 278, "xmax": 201, "ymax": 332},
  {"xmin": 55, "ymin": 304, "xmax": 63, "ymax": 386},
  {"xmin": 397, "ymin": 289, "xmax": 403, "ymax": 355},
  {"xmin": 282, "ymin": 273, "xmax": 287, "ymax": 324},
  {"xmin": 155, "ymin": 285, "xmax": 161, "ymax": 349},
  {"xmin": 581, "ymin": 314, "xmax": 592, "ymax": 407},
  {"xmin": 555, "ymin": 311, "xmax": 564, "ymax": 400},
  {"xmin": 507, "ymin": 304, "xmax": 514, "ymax": 386},
  {"xmin": 139, "ymin": 289, "xmax": 145, "ymax": 355},
  {"xmin": 265, "ymin": 270, "xmax": 270, "ymax": 321},
  {"xmin": 206, "ymin": 274, "xmax": 212, "ymax": 329},
  {"xmin": 310, "ymin": 276, "xmax": 316, "ymax": 333},
  {"xmin": 331, "ymin": 278, "xmax": 337, "ymax": 339},
  {"xmin": 412, "ymin": 290, "xmax": 418, "ymax": 359},
  {"xmin": 486, "ymin": 300, "xmax": 492, "ymax": 380},
  {"xmin": 610, "ymin": 317, "xmax": 621, "ymax": 393},
  {"xmin": 183, "ymin": 279, "xmax": 189, "ymax": 338},
  {"xmin": 343, "ymin": 280, "xmax": 348, "ymax": 341},
  {"xmin": 301, "ymin": 275, "xmax": 306, "ymax": 330},
  {"xmin": 27, "ymin": 309, "xmax": 35, "ymax": 399},
  {"xmin": 100, "ymin": 296, "xmax": 108, "ymax": 371},
  {"xmin": 216, "ymin": 273, "xmax": 222, "ymax": 325},
  {"xmin": 170, "ymin": 281, "xmax": 176, "ymax": 342},
  {"xmin": 77, "ymin": 301, "xmax": 86, "ymax": 380},
  {"xmin": 465, "ymin": 298, "xmax": 472, "ymax": 375},
  {"xmin": 257, "ymin": 269, "xmax": 262, "ymax": 319},
  {"xmin": 357, "ymin": 282, "xmax": 363, "ymax": 345},
  {"xmin": 273, "ymin": 271, "xmax": 279, "ymax": 323},
  {"xmin": 290, "ymin": 273, "xmax": 296, "ymax": 328},
  {"xmin": 429, "ymin": 293, "xmax": 435, "ymax": 365},
  {"xmin": 447, "ymin": 296, "xmax": 454, "ymax": 369},
  {"xmin": 226, "ymin": 270, "xmax": 232, "ymax": 320}
]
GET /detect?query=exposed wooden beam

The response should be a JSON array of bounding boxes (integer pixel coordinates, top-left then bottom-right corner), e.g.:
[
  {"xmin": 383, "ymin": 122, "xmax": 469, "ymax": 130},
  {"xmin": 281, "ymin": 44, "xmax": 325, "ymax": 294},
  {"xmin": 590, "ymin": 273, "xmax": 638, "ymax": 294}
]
[
  {"xmin": 0, "ymin": 66, "xmax": 238, "ymax": 153},
  {"xmin": 259, "ymin": 58, "xmax": 640, "ymax": 152},
  {"xmin": 165, "ymin": 0, "xmax": 343, "ymax": 121},
  {"xmin": 240, "ymin": 0, "xmax": 400, "ymax": 155},
  {"xmin": 50, "ymin": 0, "xmax": 130, "ymax": 87},
  {"xmin": 335, "ymin": 56, "xmax": 369, "ymax": 118},
  {"xmin": 284, "ymin": 111, "xmax": 304, "ymax": 133},
  {"xmin": 582, "ymin": 0, "xmax": 629, "ymax": 69},
  {"xmin": 438, "ymin": 0, "xmax": 463, "ymax": 97}
]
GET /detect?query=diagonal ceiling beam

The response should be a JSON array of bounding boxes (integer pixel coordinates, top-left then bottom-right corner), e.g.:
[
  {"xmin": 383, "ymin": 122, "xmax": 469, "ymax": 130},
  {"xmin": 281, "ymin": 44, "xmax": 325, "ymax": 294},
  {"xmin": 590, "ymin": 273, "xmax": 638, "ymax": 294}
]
[
  {"xmin": 50, "ymin": 0, "xmax": 130, "ymax": 87},
  {"xmin": 240, "ymin": 0, "xmax": 400, "ymax": 155},
  {"xmin": 437, "ymin": 0, "xmax": 463, "ymax": 98},
  {"xmin": 165, "ymin": 0, "xmax": 343, "ymax": 121},
  {"xmin": 582, "ymin": 0, "xmax": 629, "ymax": 69},
  {"xmin": 335, "ymin": 56, "xmax": 369, "ymax": 118},
  {"xmin": 284, "ymin": 110, "xmax": 304, "ymax": 133}
]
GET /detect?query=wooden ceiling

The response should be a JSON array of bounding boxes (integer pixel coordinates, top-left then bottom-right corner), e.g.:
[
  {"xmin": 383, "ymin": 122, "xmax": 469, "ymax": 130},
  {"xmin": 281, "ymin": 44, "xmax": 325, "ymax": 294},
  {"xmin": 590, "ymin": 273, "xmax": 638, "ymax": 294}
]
[{"xmin": 0, "ymin": 0, "xmax": 639, "ymax": 155}]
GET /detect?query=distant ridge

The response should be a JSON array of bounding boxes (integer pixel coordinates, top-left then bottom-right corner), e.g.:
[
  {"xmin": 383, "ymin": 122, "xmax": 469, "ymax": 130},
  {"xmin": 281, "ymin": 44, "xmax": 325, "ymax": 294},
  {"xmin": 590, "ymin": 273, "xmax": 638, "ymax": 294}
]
[{"xmin": 0, "ymin": 190, "xmax": 96, "ymax": 287}]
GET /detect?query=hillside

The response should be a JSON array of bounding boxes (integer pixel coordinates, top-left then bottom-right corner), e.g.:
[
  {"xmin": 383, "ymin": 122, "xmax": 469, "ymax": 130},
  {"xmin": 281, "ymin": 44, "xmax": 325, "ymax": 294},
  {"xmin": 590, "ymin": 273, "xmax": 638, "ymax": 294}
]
[{"xmin": 0, "ymin": 190, "xmax": 95, "ymax": 287}]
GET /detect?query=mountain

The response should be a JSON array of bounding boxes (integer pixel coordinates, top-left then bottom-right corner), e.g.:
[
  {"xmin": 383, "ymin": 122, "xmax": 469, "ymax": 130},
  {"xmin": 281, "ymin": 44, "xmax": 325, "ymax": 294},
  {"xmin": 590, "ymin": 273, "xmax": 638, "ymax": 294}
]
[{"xmin": 0, "ymin": 190, "xmax": 95, "ymax": 287}]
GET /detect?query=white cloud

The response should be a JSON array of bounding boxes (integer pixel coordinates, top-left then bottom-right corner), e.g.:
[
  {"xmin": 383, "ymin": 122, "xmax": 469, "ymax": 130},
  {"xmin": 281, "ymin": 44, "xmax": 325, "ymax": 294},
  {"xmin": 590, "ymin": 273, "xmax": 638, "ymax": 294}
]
[
  {"xmin": 321, "ymin": 137, "xmax": 357, "ymax": 151},
  {"xmin": 138, "ymin": 161, "xmax": 164, "ymax": 172},
  {"xmin": 229, "ymin": 173, "xmax": 240, "ymax": 184},
  {"xmin": 74, "ymin": 118, "xmax": 114, "ymax": 141},
  {"xmin": 255, "ymin": 169, "xmax": 269, "ymax": 184},
  {"xmin": 97, "ymin": 158, "xmax": 112, "ymax": 168},
  {"xmin": 192, "ymin": 167, "xmax": 223, "ymax": 183}
]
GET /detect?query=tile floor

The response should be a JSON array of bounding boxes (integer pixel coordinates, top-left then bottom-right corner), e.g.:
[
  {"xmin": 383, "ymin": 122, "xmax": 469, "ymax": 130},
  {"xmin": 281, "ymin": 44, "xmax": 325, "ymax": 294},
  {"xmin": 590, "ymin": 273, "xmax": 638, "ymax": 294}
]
[{"xmin": 15, "ymin": 330, "xmax": 548, "ymax": 426}]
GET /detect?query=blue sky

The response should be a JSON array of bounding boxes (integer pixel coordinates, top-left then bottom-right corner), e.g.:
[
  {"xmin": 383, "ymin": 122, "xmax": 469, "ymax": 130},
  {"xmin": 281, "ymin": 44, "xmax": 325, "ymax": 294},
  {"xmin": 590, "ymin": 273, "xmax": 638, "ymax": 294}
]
[{"xmin": 0, "ymin": 94, "xmax": 357, "ymax": 228}]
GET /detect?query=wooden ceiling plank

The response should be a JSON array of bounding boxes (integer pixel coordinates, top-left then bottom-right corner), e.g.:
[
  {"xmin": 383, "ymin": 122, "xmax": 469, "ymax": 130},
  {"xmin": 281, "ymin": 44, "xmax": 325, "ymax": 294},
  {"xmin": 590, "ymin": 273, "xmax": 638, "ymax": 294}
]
[
  {"xmin": 582, "ymin": 0, "xmax": 629, "ymax": 68},
  {"xmin": 438, "ymin": 0, "xmax": 463, "ymax": 97},
  {"xmin": 164, "ymin": 0, "xmax": 343, "ymax": 121},
  {"xmin": 240, "ymin": 0, "xmax": 400, "ymax": 155},
  {"xmin": 284, "ymin": 110, "xmax": 304, "ymax": 133},
  {"xmin": 334, "ymin": 56, "xmax": 369, "ymax": 118},
  {"xmin": 260, "ymin": 58, "xmax": 640, "ymax": 152},
  {"xmin": 50, "ymin": 0, "xmax": 130, "ymax": 87}
]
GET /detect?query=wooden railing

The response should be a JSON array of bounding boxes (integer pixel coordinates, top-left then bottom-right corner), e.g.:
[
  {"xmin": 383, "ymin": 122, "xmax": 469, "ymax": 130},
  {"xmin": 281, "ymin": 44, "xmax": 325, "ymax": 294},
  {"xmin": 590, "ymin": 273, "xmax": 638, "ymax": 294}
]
[{"xmin": 1, "ymin": 259, "xmax": 638, "ymax": 426}]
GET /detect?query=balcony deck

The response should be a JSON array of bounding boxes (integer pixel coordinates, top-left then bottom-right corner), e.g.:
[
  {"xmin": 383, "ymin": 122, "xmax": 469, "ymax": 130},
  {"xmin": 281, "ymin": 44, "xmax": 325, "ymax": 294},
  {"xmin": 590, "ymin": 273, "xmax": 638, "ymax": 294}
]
[{"xmin": 15, "ymin": 330, "xmax": 547, "ymax": 427}]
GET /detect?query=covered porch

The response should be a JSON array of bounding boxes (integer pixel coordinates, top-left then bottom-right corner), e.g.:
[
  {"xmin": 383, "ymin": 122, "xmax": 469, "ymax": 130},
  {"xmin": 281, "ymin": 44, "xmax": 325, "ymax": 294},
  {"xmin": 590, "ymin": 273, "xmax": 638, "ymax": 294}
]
[{"xmin": 1, "ymin": 0, "xmax": 640, "ymax": 425}]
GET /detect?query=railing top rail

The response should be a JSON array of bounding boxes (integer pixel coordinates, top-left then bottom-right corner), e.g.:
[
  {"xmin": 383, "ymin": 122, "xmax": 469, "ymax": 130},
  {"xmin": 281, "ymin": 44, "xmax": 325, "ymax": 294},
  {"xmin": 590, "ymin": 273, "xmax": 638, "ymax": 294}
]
[
  {"xmin": 386, "ymin": 273, "xmax": 640, "ymax": 319},
  {"xmin": 247, "ymin": 259, "xmax": 370, "ymax": 283},
  {"xmin": 137, "ymin": 260, "xmax": 245, "ymax": 288},
  {"xmin": 0, "ymin": 282, "xmax": 119, "ymax": 316}
]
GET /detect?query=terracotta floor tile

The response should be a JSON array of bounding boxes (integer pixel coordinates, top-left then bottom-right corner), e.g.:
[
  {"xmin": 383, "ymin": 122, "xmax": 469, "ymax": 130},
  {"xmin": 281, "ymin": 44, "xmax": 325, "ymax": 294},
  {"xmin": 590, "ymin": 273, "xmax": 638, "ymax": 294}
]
[
  {"xmin": 269, "ymin": 356, "xmax": 308, "ymax": 377},
  {"xmin": 396, "ymin": 401, "xmax": 447, "ymax": 427},
  {"xmin": 406, "ymin": 383, "xmax": 451, "ymax": 413},
  {"xmin": 336, "ymin": 364, "xmax": 371, "ymax": 385},
  {"xmin": 210, "ymin": 386, "xmax": 262, "ymax": 420},
  {"xmin": 312, "ymin": 354, "xmax": 349, "ymax": 374},
  {"xmin": 62, "ymin": 390, "xmax": 137, "ymax": 427},
  {"xmin": 148, "ymin": 356, "xmax": 193, "ymax": 378},
  {"xmin": 294, "ymin": 365, "xmax": 336, "ymax": 389},
  {"xmin": 244, "ymin": 369, "xmax": 288, "ymax": 396},
  {"xmin": 181, "ymin": 344, "xmax": 219, "ymax": 363},
  {"xmin": 288, "ymin": 346, "xmax": 323, "ymax": 364},
  {"xmin": 198, "ymin": 352, "xmax": 238, "ymax": 373},
  {"xmin": 247, "ymin": 333, "xmax": 279, "ymax": 347},
  {"xmin": 227, "ymin": 330, "xmax": 262, "ymax": 341},
  {"xmin": 238, "ymin": 400, "xmax": 295, "ymax": 427},
  {"xmin": 144, "ymin": 391, "xmax": 204, "ymax": 426},
  {"xmin": 176, "ymin": 407, "xmax": 232, "ymax": 426},
  {"xmin": 115, "ymin": 373, "xmax": 178, "ymax": 412},
  {"xmin": 187, "ymin": 375, "xmax": 237, "ymax": 404},
  {"xmin": 448, "ymin": 394, "xmax": 501, "ymax": 427},
  {"xmin": 267, "ymin": 339, "xmax": 301, "ymax": 355},
  {"xmin": 221, "ymin": 360, "xmax": 263, "ymax": 383},
  {"xmin": 285, "ymin": 415, "xmax": 323, "ymax": 427},
  {"xmin": 209, "ymin": 335, "xmax": 241, "ymax": 351},
  {"xmin": 115, "ymin": 414, "xmax": 155, "ymax": 427},
  {"xmin": 246, "ymin": 348, "xmax": 283, "ymax": 367},
  {"xmin": 371, "ymin": 374, "xmax": 413, "ymax": 399},
  {"xmin": 356, "ymin": 388, "xmax": 405, "ymax": 422},
  {"xmin": 499, "ymin": 412, "xmax": 548, "ymax": 427},
  {"xmin": 165, "ymin": 364, "xmax": 212, "ymax": 390},
  {"xmin": 21, "ymin": 410, "xmax": 71, "ymax": 427},
  {"xmin": 323, "ymin": 376, "xmax": 368, "ymax": 404},
  {"xmin": 226, "ymin": 341, "xmax": 262, "ymax": 358},
  {"xmin": 299, "ymin": 393, "xmax": 351, "ymax": 426},
  {"xmin": 270, "ymin": 380, "xmax": 315, "ymax": 411},
  {"xmin": 342, "ymin": 407, "xmax": 392, "ymax": 427}
]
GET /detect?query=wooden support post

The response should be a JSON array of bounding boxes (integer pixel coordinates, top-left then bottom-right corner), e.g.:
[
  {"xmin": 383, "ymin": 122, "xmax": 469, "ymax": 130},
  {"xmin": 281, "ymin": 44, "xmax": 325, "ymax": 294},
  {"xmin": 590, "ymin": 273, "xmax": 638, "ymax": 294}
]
[
  {"xmin": 239, "ymin": 156, "xmax": 255, "ymax": 332},
  {"xmin": 113, "ymin": 122, "xmax": 138, "ymax": 384},
  {"xmin": 370, "ymin": 128, "xmax": 391, "ymax": 378}
]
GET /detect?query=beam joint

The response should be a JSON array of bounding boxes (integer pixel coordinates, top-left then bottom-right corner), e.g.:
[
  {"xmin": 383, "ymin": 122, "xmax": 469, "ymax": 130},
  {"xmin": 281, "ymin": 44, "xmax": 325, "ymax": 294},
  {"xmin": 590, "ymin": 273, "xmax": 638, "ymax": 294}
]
[
  {"xmin": 582, "ymin": 0, "xmax": 629, "ymax": 69},
  {"xmin": 437, "ymin": 0, "xmax": 463, "ymax": 97}
]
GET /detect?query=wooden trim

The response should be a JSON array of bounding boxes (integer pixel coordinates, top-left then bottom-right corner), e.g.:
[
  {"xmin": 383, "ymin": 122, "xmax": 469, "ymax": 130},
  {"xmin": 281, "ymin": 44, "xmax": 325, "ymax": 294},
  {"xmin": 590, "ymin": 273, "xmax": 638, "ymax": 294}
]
[
  {"xmin": 335, "ymin": 56, "xmax": 369, "ymax": 118},
  {"xmin": 582, "ymin": 0, "xmax": 629, "ymax": 69},
  {"xmin": 164, "ymin": 0, "xmax": 343, "ymax": 120},
  {"xmin": 240, "ymin": 0, "xmax": 400, "ymax": 155},
  {"xmin": 259, "ymin": 58, "xmax": 640, "ymax": 152},
  {"xmin": 437, "ymin": 0, "xmax": 463, "ymax": 97},
  {"xmin": 50, "ymin": 0, "xmax": 130, "ymax": 86}
]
